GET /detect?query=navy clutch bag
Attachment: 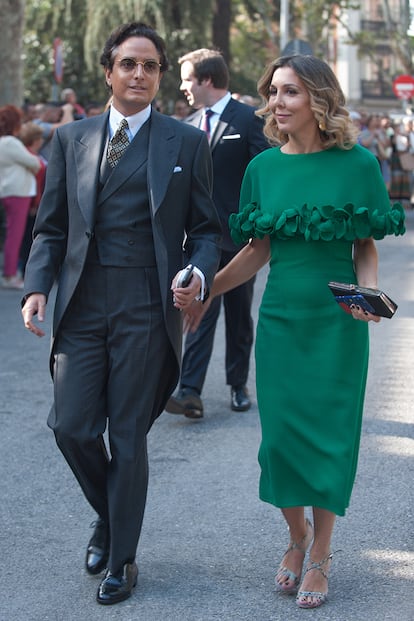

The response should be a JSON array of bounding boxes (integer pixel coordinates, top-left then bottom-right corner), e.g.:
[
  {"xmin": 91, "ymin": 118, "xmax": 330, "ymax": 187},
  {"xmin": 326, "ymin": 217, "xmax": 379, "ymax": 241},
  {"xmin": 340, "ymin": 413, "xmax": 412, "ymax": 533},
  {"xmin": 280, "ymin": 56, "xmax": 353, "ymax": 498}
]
[{"xmin": 328, "ymin": 281, "xmax": 398, "ymax": 318}]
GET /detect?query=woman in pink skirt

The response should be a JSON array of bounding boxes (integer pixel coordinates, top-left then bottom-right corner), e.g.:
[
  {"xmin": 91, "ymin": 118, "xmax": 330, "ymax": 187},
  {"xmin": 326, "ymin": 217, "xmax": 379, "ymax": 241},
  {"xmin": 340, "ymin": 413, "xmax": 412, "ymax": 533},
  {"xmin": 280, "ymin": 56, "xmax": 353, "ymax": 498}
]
[{"xmin": 0, "ymin": 105, "xmax": 40, "ymax": 289}]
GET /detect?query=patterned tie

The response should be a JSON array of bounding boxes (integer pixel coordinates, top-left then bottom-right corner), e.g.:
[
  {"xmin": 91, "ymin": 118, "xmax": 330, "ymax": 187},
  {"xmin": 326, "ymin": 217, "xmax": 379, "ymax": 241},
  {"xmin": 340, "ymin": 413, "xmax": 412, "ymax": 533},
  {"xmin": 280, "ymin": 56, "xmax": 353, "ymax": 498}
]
[
  {"xmin": 107, "ymin": 119, "xmax": 130, "ymax": 168},
  {"xmin": 201, "ymin": 109, "xmax": 214, "ymax": 141}
]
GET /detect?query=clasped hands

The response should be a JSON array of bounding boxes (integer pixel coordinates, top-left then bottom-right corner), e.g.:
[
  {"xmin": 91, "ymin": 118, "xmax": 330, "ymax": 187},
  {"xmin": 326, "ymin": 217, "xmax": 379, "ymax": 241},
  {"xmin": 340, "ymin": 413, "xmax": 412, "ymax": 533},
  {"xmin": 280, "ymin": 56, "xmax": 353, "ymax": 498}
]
[{"xmin": 171, "ymin": 271, "xmax": 209, "ymax": 333}]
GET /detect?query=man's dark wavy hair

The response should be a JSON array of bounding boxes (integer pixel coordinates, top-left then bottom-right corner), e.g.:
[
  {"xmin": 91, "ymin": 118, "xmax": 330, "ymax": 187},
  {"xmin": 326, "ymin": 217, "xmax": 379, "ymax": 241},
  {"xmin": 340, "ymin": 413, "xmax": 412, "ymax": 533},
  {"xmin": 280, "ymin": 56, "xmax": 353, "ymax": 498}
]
[{"xmin": 100, "ymin": 22, "xmax": 169, "ymax": 73}]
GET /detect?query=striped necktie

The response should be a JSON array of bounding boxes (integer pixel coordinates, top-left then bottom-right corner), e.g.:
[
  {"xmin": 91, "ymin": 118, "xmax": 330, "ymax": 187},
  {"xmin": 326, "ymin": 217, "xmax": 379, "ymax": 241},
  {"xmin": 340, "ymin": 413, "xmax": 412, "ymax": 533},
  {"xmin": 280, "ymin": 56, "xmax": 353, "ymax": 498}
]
[{"xmin": 201, "ymin": 109, "xmax": 214, "ymax": 141}]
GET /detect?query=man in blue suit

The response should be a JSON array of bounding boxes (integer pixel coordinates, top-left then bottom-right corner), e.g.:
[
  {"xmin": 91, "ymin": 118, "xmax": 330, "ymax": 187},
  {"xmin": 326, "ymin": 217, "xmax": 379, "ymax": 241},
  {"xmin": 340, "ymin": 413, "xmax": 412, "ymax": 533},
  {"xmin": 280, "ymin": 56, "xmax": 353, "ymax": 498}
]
[
  {"xmin": 165, "ymin": 49, "xmax": 269, "ymax": 419},
  {"xmin": 21, "ymin": 23, "xmax": 221, "ymax": 606}
]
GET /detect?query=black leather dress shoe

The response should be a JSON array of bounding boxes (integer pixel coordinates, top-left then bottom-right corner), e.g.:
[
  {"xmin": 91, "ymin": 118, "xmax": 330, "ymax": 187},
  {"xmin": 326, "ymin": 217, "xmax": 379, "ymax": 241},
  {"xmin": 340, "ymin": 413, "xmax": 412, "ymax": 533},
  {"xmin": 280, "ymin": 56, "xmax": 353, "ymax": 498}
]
[
  {"xmin": 165, "ymin": 388, "xmax": 204, "ymax": 419},
  {"xmin": 97, "ymin": 561, "xmax": 138, "ymax": 605},
  {"xmin": 86, "ymin": 517, "xmax": 109, "ymax": 575},
  {"xmin": 231, "ymin": 386, "xmax": 251, "ymax": 412}
]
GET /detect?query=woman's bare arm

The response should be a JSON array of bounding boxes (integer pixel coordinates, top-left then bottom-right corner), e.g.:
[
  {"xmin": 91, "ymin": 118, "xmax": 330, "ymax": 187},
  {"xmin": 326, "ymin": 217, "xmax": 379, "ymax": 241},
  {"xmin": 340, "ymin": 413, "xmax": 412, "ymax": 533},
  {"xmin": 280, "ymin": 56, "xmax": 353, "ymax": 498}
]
[
  {"xmin": 353, "ymin": 237, "xmax": 378, "ymax": 288},
  {"xmin": 182, "ymin": 236, "xmax": 271, "ymax": 332},
  {"xmin": 211, "ymin": 236, "xmax": 271, "ymax": 297},
  {"xmin": 351, "ymin": 237, "xmax": 381, "ymax": 323}
]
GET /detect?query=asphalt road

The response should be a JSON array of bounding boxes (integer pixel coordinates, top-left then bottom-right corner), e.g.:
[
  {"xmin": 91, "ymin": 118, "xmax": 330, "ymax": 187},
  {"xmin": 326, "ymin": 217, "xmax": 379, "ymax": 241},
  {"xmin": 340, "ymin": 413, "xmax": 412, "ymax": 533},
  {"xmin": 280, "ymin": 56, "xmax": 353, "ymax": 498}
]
[{"xmin": 1, "ymin": 211, "xmax": 413, "ymax": 621}]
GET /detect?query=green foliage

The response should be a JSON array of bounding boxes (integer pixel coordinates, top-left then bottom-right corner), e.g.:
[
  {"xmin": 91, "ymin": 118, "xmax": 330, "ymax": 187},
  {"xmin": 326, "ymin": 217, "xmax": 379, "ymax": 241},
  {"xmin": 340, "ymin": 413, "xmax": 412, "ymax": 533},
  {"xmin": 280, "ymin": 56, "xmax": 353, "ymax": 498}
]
[
  {"xmin": 23, "ymin": 0, "xmax": 104, "ymax": 104},
  {"xmin": 230, "ymin": 6, "xmax": 277, "ymax": 97},
  {"xmin": 18, "ymin": 0, "xmax": 414, "ymax": 109},
  {"xmin": 22, "ymin": 0, "xmax": 215, "ymax": 108}
]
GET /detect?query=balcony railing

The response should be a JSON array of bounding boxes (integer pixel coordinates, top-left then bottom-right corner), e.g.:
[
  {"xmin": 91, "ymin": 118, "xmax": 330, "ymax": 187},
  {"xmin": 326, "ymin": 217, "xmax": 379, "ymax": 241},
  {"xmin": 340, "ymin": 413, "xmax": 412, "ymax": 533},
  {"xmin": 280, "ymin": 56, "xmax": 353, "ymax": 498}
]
[
  {"xmin": 361, "ymin": 79, "xmax": 395, "ymax": 99},
  {"xmin": 360, "ymin": 19, "xmax": 389, "ymax": 37}
]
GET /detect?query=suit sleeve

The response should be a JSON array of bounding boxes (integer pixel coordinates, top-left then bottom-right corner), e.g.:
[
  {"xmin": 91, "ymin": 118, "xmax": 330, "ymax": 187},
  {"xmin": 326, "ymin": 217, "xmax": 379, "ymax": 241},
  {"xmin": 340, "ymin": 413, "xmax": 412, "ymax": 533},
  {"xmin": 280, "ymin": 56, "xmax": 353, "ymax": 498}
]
[{"xmin": 183, "ymin": 132, "xmax": 222, "ymax": 289}]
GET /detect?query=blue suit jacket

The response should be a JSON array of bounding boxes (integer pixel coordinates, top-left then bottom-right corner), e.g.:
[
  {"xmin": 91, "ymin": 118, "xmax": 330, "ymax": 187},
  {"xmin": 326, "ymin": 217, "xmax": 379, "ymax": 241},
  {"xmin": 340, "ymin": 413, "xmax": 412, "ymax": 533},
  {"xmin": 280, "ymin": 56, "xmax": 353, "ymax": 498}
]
[{"xmin": 186, "ymin": 98, "xmax": 270, "ymax": 250}]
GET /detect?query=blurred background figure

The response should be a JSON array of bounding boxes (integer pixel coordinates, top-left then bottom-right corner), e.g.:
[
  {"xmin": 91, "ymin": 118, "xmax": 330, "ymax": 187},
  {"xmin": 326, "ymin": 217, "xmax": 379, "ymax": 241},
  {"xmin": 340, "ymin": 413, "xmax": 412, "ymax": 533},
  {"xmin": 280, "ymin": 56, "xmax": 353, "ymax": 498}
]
[
  {"xmin": 231, "ymin": 93, "xmax": 258, "ymax": 107},
  {"xmin": 359, "ymin": 113, "xmax": 392, "ymax": 190},
  {"xmin": 349, "ymin": 110, "xmax": 362, "ymax": 131},
  {"xmin": 18, "ymin": 121, "xmax": 47, "ymax": 275},
  {"xmin": 402, "ymin": 117, "xmax": 414, "ymax": 205},
  {"xmin": 85, "ymin": 101, "xmax": 104, "ymax": 117},
  {"xmin": 61, "ymin": 87, "xmax": 86, "ymax": 119},
  {"xmin": 170, "ymin": 98, "xmax": 191, "ymax": 120},
  {"xmin": 33, "ymin": 102, "xmax": 74, "ymax": 162},
  {"xmin": 21, "ymin": 101, "xmax": 37, "ymax": 123},
  {"xmin": 389, "ymin": 117, "xmax": 414, "ymax": 207},
  {"xmin": 0, "ymin": 105, "xmax": 40, "ymax": 289},
  {"xmin": 152, "ymin": 98, "xmax": 164, "ymax": 112}
]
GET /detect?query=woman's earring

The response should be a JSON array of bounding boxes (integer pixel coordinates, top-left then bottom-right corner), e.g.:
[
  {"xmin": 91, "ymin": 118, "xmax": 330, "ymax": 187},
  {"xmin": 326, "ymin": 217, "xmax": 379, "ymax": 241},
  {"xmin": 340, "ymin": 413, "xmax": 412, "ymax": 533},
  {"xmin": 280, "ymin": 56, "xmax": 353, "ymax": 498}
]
[{"xmin": 319, "ymin": 119, "xmax": 327, "ymax": 132}]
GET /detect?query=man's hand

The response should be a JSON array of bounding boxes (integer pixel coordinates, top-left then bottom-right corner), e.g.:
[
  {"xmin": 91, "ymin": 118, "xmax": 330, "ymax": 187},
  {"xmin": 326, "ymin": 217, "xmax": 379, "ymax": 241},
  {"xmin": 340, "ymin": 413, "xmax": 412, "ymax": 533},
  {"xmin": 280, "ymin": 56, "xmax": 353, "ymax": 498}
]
[
  {"xmin": 171, "ymin": 270, "xmax": 202, "ymax": 310},
  {"xmin": 22, "ymin": 293, "xmax": 47, "ymax": 337}
]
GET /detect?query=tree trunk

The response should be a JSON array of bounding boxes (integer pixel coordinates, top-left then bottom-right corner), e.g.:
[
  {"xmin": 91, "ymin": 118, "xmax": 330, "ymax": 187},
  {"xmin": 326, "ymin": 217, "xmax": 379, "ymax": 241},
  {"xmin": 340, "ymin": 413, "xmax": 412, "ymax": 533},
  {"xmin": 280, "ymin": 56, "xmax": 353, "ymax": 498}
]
[
  {"xmin": 212, "ymin": 0, "xmax": 232, "ymax": 65},
  {"xmin": 0, "ymin": 0, "xmax": 25, "ymax": 106}
]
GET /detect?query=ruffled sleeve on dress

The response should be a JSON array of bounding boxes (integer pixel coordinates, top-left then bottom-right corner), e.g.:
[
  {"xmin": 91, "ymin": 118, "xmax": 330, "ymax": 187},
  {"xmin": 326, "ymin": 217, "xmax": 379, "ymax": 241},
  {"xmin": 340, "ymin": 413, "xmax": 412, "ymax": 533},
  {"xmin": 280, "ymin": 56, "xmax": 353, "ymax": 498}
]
[{"xmin": 229, "ymin": 200, "xmax": 406, "ymax": 245}]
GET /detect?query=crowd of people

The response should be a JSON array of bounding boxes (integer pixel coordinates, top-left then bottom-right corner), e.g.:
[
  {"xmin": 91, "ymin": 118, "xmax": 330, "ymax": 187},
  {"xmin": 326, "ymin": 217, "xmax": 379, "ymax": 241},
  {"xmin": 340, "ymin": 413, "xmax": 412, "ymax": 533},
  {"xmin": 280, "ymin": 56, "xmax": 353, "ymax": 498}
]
[
  {"xmin": 0, "ymin": 19, "xmax": 407, "ymax": 613},
  {"xmin": 1, "ymin": 89, "xmax": 412, "ymax": 293},
  {"xmin": 0, "ymin": 94, "xmax": 106, "ymax": 288},
  {"xmin": 350, "ymin": 109, "xmax": 414, "ymax": 206}
]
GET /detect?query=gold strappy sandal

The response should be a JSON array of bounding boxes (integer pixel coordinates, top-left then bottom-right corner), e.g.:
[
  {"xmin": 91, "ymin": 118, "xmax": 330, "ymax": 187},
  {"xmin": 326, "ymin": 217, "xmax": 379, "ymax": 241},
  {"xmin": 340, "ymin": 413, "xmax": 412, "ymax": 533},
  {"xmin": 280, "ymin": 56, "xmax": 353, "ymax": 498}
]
[
  {"xmin": 275, "ymin": 518, "xmax": 313, "ymax": 594},
  {"xmin": 296, "ymin": 552, "xmax": 333, "ymax": 608}
]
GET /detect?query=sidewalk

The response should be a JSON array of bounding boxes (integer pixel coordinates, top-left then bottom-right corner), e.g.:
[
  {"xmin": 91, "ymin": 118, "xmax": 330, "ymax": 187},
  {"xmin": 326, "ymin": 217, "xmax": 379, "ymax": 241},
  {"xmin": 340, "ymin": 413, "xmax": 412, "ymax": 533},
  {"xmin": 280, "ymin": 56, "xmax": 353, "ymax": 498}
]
[{"xmin": 0, "ymin": 211, "xmax": 413, "ymax": 620}]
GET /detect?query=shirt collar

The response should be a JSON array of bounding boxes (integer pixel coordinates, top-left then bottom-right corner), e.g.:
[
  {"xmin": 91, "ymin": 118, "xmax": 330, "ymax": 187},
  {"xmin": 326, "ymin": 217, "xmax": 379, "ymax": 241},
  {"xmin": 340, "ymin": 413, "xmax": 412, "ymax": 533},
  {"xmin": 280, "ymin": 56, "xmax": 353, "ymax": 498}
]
[
  {"xmin": 108, "ymin": 104, "xmax": 152, "ymax": 139},
  {"xmin": 208, "ymin": 92, "xmax": 231, "ymax": 117}
]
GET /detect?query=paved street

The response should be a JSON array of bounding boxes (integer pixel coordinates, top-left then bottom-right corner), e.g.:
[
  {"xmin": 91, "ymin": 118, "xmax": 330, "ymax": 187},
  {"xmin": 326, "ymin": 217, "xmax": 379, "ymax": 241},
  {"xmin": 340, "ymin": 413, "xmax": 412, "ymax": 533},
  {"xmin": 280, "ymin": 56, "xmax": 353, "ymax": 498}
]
[{"xmin": 1, "ymin": 211, "xmax": 413, "ymax": 621}]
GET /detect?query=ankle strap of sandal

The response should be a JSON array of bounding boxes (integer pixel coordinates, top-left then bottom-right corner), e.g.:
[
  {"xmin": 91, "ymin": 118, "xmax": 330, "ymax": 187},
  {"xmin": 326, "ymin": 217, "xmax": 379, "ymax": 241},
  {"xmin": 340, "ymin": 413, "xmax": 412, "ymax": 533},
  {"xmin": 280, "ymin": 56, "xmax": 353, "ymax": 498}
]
[
  {"xmin": 306, "ymin": 552, "xmax": 334, "ymax": 580},
  {"xmin": 286, "ymin": 518, "xmax": 313, "ymax": 555}
]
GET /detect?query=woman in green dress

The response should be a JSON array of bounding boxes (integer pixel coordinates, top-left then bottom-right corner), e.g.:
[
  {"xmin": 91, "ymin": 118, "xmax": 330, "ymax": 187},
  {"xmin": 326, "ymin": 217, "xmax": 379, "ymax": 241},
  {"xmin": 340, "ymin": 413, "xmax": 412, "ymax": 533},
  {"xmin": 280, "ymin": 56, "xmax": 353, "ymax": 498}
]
[{"xmin": 173, "ymin": 55, "xmax": 405, "ymax": 609}]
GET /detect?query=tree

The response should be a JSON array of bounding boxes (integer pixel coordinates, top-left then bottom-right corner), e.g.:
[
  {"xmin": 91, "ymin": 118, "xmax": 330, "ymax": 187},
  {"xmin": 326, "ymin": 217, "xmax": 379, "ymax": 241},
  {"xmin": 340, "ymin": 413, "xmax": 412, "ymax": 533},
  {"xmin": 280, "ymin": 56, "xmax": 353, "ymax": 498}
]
[
  {"xmin": 0, "ymin": 0, "xmax": 25, "ymax": 106},
  {"xmin": 3, "ymin": 0, "xmax": 413, "ymax": 110},
  {"xmin": 212, "ymin": 0, "xmax": 232, "ymax": 62},
  {"xmin": 22, "ymin": 0, "xmax": 214, "ymax": 110},
  {"xmin": 23, "ymin": 0, "xmax": 104, "ymax": 106}
]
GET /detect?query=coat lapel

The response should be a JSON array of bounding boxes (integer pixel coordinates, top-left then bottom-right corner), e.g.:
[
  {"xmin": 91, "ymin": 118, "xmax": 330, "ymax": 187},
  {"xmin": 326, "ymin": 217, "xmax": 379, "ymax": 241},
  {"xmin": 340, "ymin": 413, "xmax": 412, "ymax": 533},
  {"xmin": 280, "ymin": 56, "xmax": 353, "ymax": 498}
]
[
  {"xmin": 185, "ymin": 105, "xmax": 233, "ymax": 151},
  {"xmin": 73, "ymin": 113, "xmax": 108, "ymax": 230},
  {"xmin": 210, "ymin": 99, "xmax": 237, "ymax": 150},
  {"xmin": 210, "ymin": 119, "xmax": 229, "ymax": 150},
  {"xmin": 147, "ymin": 111, "xmax": 182, "ymax": 214},
  {"xmin": 185, "ymin": 109, "xmax": 202, "ymax": 130}
]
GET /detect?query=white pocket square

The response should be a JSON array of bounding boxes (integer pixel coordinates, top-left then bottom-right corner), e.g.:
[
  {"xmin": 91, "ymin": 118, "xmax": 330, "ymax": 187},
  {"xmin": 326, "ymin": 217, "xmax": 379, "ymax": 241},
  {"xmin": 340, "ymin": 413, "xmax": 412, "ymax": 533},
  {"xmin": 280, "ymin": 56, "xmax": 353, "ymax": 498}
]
[
  {"xmin": 222, "ymin": 134, "xmax": 241, "ymax": 140},
  {"xmin": 173, "ymin": 166, "xmax": 183, "ymax": 173}
]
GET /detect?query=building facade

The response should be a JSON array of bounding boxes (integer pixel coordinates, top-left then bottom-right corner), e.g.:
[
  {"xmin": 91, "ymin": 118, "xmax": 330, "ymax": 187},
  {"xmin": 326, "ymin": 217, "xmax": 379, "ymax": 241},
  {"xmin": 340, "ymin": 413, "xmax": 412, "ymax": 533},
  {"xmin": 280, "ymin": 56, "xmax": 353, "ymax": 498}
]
[{"xmin": 328, "ymin": 0, "xmax": 411, "ymax": 111}]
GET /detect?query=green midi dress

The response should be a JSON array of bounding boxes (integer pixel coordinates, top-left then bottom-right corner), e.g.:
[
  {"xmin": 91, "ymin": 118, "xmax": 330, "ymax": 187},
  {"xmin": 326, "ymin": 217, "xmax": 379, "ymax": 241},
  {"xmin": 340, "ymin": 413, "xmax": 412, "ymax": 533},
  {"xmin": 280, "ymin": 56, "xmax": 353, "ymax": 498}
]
[{"xmin": 230, "ymin": 144, "xmax": 405, "ymax": 516}]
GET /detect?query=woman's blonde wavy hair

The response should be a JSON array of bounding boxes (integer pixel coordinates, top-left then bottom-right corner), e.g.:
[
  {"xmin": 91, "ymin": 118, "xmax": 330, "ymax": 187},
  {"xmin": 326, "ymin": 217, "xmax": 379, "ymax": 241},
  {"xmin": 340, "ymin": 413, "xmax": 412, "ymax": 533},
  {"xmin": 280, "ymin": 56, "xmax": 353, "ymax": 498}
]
[{"xmin": 256, "ymin": 55, "xmax": 358, "ymax": 150}]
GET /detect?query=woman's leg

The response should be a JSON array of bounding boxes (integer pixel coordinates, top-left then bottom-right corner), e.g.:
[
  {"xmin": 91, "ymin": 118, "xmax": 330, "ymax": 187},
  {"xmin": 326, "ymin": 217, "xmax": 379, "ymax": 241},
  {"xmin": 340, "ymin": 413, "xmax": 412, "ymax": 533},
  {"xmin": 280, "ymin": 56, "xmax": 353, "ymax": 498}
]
[
  {"xmin": 296, "ymin": 507, "xmax": 336, "ymax": 605},
  {"xmin": 275, "ymin": 507, "xmax": 313, "ymax": 590},
  {"xmin": 2, "ymin": 196, "xmax": 31, "ymax": 278}
]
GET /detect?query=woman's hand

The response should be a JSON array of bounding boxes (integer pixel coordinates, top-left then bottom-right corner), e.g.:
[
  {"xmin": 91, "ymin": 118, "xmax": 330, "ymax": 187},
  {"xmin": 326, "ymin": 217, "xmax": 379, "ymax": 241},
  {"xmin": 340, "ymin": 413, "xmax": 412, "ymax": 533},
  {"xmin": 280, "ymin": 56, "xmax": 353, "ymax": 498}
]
[
  {"xmin": 349, "ymin": 304, "xmax": 381, "ymax": 323},
  {"xmin": 183, "ymin": 298, "xmax": 212, "ymax": 333}
]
